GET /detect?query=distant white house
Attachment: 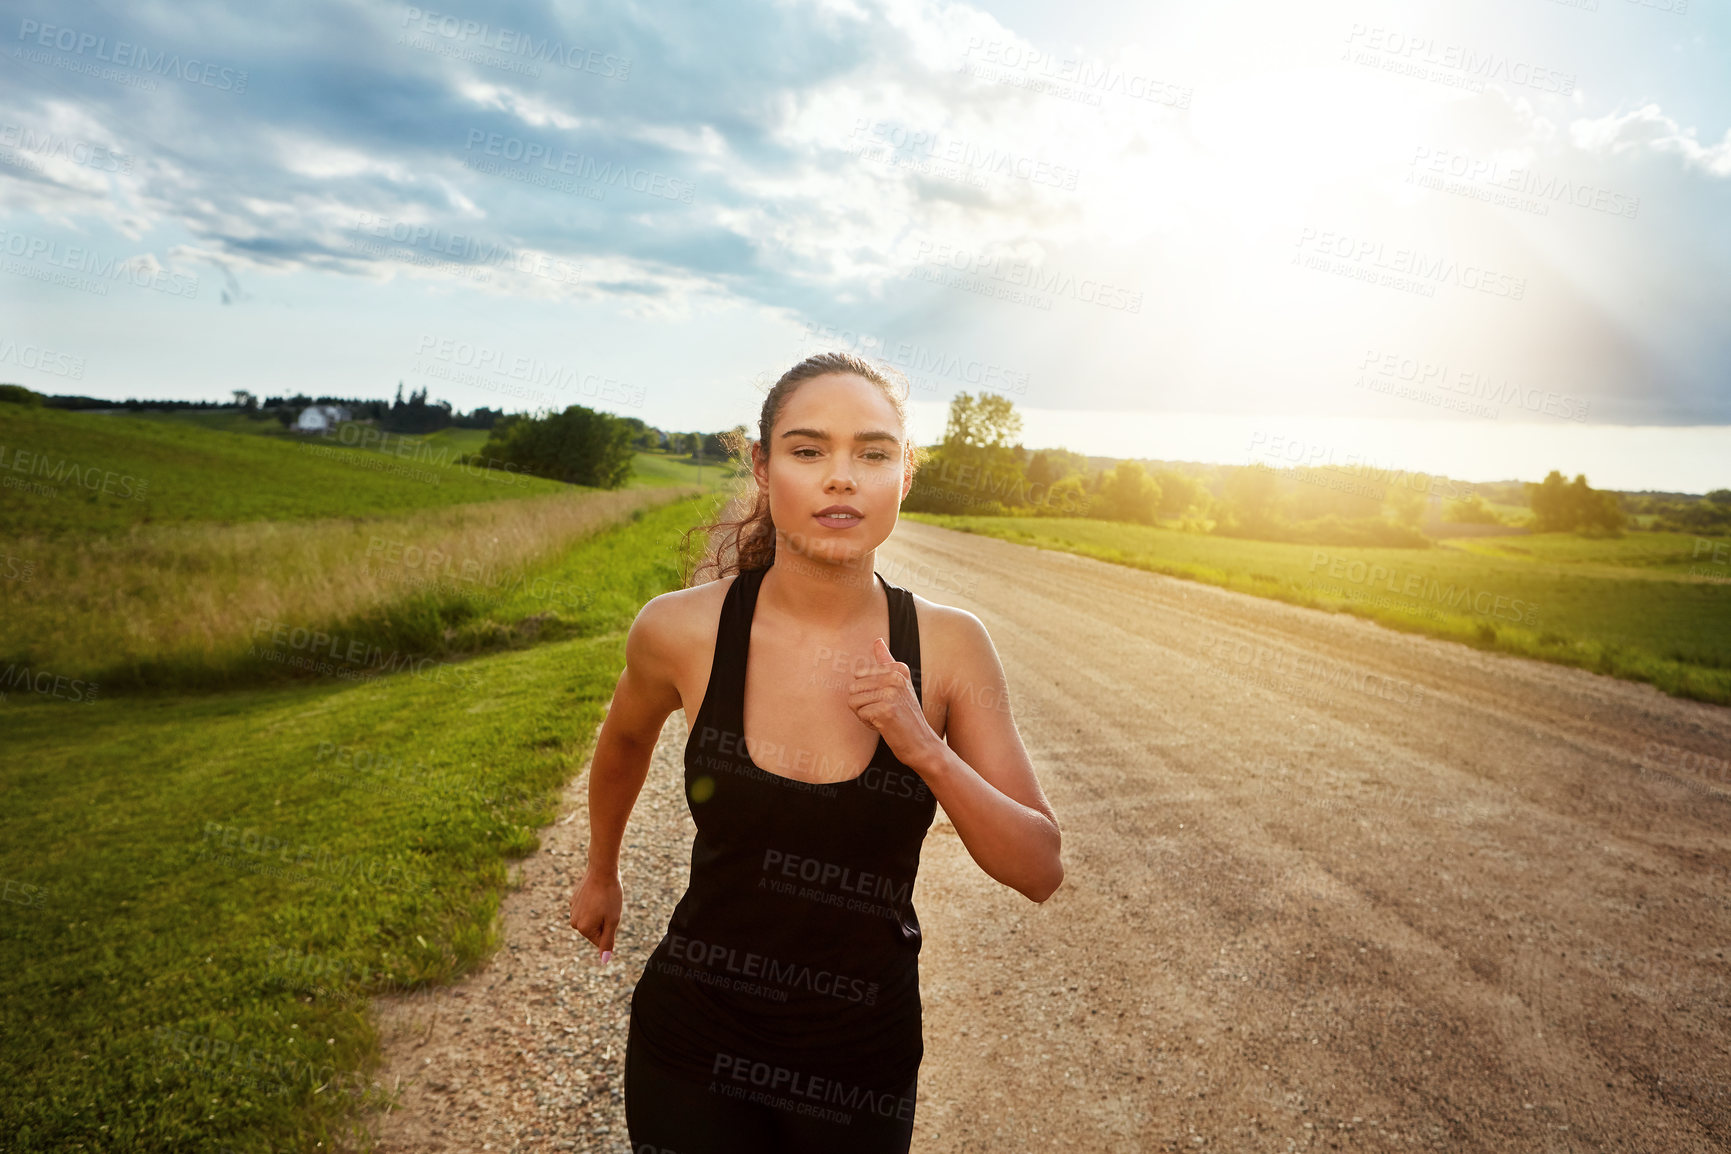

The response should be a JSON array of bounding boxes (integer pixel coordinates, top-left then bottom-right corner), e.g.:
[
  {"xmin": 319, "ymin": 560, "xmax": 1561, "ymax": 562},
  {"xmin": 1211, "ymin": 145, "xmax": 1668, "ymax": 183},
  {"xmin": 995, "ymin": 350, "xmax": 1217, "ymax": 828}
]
[{"xmin": 294, "ymin": 403, "xmax": 352, "ymax": 432}]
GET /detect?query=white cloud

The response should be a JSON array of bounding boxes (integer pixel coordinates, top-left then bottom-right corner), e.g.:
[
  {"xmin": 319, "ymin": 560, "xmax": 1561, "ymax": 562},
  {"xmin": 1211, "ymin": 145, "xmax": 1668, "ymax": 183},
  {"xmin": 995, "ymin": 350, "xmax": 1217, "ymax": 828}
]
[{"xmin": 1569, "ymin": 103, "xmax": 1731, "ymax": 178}]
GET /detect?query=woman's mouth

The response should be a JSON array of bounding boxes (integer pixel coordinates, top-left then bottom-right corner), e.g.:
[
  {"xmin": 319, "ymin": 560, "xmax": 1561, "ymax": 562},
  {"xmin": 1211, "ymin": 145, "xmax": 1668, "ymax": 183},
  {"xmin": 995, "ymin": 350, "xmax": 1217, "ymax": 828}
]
[{"xmin": 814, "ymin": 505, "xmax": 864, "ymax": 529}]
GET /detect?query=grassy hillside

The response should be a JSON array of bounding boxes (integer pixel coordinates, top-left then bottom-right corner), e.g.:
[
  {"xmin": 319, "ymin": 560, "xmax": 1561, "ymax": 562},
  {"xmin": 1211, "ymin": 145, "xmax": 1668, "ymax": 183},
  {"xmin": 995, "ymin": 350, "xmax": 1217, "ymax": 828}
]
[
  {"xmin": 0, "ymin": 486, "xmax": 705, "ymax": 692},
  {"xmin": 907, "ymin": 513, "xmax": 1731, "ymax": 705},
  {"xmin": 0, "ymin": 405, "xmax": 574, "ymax": 535},
  {"xmin": 0, "ymin": 402, "xmax": 739, "ymax": 691},
  {"xmin": 0, "ymin": 493, "xmax": 711, "ymax": 1153},
  {"xmin": 1443, "ymin": 531, "xmax": 1731, "ymax": 576}
]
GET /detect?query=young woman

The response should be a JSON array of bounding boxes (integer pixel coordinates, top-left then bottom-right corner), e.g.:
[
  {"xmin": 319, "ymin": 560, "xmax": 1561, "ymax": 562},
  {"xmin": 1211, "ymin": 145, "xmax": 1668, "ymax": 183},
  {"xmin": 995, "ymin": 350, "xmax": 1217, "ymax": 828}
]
[{"xmin": 570, "ymin": 351, "xmax": 1064, "ymax": 1152}]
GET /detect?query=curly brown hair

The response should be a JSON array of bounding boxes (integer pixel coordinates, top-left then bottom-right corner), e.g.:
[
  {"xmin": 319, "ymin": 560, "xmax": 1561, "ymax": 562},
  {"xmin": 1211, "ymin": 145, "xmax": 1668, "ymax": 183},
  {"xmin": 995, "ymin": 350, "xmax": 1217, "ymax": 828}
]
[{"xmin": 680, "ymin": 352, "xmax": 927, "ymax": 585}]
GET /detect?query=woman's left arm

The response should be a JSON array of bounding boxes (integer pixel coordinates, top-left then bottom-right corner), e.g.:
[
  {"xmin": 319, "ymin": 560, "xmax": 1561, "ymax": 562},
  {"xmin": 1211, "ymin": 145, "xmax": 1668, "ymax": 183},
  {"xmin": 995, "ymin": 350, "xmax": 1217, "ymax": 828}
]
[{"xmin": 849, "ymin": 612, "xmax": 1064, "ymax": 902}]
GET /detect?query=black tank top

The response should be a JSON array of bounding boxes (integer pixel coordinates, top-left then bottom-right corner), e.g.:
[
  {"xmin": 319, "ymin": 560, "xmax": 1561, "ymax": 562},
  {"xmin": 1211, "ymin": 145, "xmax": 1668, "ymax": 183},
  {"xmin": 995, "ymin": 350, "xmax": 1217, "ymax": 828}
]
[{"xmin": 628, "ymin": 563, "xmax": 938, "ymax": 1091}]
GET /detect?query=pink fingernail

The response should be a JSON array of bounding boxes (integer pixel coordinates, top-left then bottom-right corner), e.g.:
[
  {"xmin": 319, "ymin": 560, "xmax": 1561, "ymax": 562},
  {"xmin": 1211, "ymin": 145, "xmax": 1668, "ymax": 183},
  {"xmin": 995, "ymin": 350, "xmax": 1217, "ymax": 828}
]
[{"xmin": 600, "ymin": 950, "xmax": 613, "ymax": 965}]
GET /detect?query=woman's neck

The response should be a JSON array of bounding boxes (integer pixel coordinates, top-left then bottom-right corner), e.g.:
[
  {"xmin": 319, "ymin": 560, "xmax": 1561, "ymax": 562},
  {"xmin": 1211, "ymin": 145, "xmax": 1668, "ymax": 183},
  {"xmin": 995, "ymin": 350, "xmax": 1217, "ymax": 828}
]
[{"xmin": 756, "ymin": 540, "xmax": 882, "ymax": 629}]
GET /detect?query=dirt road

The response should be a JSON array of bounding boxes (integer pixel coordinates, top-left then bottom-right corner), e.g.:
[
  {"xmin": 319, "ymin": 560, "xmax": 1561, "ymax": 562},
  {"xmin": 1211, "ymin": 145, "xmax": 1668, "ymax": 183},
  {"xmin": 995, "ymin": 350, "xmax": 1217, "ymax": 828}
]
[{"xmin": 366, "ymin": 519, "xmax": 1731, "ymax": 1153}]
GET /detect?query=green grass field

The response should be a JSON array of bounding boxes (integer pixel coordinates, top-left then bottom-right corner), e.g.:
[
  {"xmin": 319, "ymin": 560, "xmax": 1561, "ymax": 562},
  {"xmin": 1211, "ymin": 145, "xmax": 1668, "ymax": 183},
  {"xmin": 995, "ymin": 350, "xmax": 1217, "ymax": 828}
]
[
  {"xmin": 0, "ymin": 406, "xmax": 578, "ymax": 536},
  {"xmin": 906, "ymin": 513, "xmax": 1731, "ymax": 705},
  {"xmin": 0, "ymin": 404, "xmax": 736, "ymax": 537},
  {"xmin": 0, "ymin": 405, "xmax": 738, "ymax": 693},
  {"xmin": 0, "ymin": 493, "xmax": 720, "ymax": 1153}
]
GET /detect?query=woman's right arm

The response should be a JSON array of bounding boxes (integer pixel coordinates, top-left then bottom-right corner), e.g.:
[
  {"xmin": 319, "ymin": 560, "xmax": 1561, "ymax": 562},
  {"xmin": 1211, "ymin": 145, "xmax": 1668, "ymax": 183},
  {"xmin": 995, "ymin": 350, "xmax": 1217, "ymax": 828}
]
[{"xmin": 570, "ymin": 596, "xmax": 686, "ymax": 964}]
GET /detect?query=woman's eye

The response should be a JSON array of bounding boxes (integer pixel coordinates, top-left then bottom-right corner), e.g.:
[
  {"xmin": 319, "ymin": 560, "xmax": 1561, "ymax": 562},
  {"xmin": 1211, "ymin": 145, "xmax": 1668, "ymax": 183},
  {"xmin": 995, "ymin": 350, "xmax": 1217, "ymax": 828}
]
[{"xmin": 793, "ymin": 447, "xmax": 821, "ymax": 459}]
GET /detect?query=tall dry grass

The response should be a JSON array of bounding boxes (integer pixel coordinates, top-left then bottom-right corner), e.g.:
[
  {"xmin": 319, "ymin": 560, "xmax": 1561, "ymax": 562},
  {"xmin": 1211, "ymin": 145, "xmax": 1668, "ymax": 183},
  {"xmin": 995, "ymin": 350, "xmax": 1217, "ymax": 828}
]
[{"xmin": 0, "ymin": 486, "xmax": 689, "ymax": 688}]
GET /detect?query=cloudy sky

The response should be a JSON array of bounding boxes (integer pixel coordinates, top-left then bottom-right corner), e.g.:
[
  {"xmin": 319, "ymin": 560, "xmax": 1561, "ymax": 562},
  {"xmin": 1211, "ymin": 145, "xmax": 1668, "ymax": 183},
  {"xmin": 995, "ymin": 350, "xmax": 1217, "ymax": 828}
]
[{"xmin": 2, "ymin": 0, "xmax": 1727, "ymax": 490}]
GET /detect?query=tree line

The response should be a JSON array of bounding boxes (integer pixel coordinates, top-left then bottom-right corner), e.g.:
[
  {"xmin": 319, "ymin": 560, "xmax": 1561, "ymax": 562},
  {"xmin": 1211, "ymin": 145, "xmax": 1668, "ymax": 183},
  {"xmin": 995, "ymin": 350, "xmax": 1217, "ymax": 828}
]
[{"xmin": 899, "ymin": 392, "xmax": 1724, "ymax": 544}]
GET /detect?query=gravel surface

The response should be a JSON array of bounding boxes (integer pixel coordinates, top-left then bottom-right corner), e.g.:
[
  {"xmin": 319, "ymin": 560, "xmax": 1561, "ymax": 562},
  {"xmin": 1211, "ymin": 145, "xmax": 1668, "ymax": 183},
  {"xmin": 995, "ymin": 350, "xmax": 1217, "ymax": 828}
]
[{"xmin": 366, "ymin": 519, "xmax": 1731, "ymax": 1153}]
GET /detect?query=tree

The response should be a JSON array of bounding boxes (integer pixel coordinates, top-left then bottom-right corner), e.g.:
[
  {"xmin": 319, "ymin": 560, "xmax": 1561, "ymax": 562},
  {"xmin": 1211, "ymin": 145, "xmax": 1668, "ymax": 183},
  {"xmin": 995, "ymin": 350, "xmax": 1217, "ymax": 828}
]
[
  {"xmin": 1023, "ymin": 449, "xmax": 1092, "ymax": 514},
  {"xmin": 1152, "ymin": 468, "xmax": 1204, "ymax": 518},
  {"xmin": 943, "ymin": 391, "xmax": 1022, "ymax": 451},
  {"xmin": 470, "ymin": 404, "xmax": 635, "ymax": 488},
  {"xmin": 1093, "ymin": 461, "xmax": 1162, "ymax": 524},
  {"xmin": 1385, "ymin": 484, "xmax": 1425, "ymax": 529},
  {"xmin": 1571, "ymin": 475, "xmax": 1624, "ymax": 534},
  {"xmin": 1025, "ymin": 451, "xmax": 1060, "ymax": 493},
  {"xmin": 904, "ymin": 392, "xmax": 1029, "ymax": 514},
  {"xmin": 1045, "ymin": 474, "xmax": 1090, "ymax": 517},
  {"xmin": 1443, "ymin": 494, "xmax": 1502, "ymax": 524},
  {"xmin": 382, "ymin": 383, "xmax": 453, "ymax": 434},
  {"xmin": 621, "ymin": 420, "xmax": 648, "ymax": 450},
  {"xmin": 1528, "ymin": 470, "xmax": 1624, "ymax": 534},
  {"xmin": 1218, "ymin": 465, "xmax": 1282, "ymax": 533}
]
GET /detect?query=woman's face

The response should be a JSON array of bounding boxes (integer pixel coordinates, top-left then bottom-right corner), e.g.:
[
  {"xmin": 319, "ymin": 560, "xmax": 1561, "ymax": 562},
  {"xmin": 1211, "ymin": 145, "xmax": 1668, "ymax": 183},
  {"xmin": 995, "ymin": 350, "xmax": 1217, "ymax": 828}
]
[{"xmin": 754, "ymin": 372, "xmax": 912, "ymax": 567}]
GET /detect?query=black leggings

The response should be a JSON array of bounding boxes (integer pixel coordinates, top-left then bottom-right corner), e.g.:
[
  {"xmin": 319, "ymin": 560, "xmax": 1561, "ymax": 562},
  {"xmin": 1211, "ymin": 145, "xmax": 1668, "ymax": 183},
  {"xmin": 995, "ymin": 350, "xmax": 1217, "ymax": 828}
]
[{"xmin": 623, "ymin": 1019, "xmax": 918, "ymax": 1154}]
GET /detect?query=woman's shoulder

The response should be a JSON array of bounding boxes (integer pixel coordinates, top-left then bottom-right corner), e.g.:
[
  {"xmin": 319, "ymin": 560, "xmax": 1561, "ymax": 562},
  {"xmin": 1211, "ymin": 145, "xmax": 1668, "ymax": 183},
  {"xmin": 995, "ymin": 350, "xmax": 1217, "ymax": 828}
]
[
  {"xmin": 633, "ymin": 573, "xmax": 736, "ymax": 649},
  {"xmin": 902, "ymin": 588, "xmax": 991, "ymax": 652}
]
